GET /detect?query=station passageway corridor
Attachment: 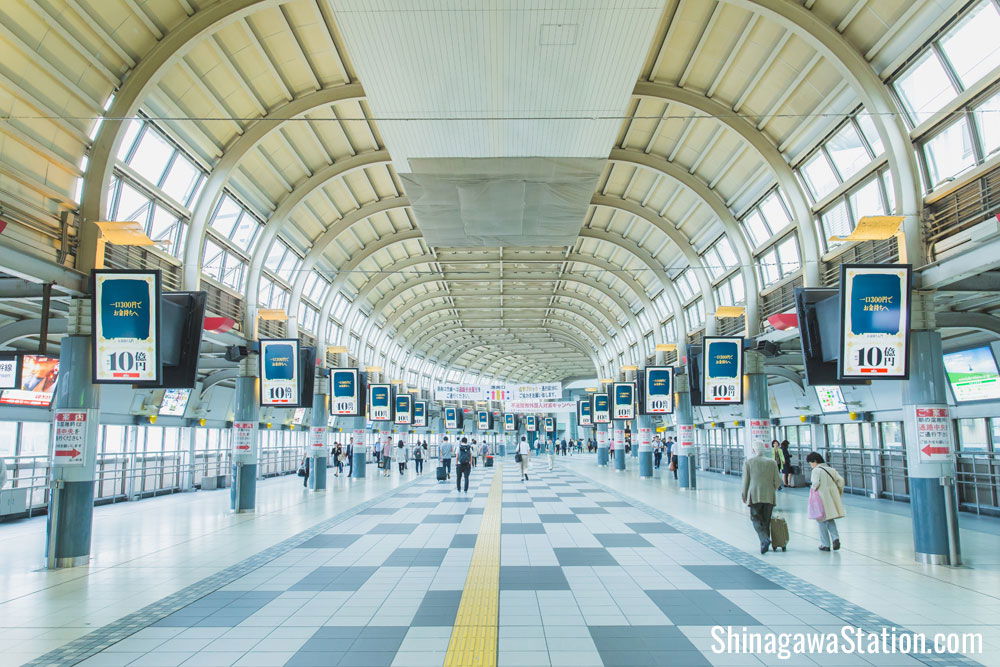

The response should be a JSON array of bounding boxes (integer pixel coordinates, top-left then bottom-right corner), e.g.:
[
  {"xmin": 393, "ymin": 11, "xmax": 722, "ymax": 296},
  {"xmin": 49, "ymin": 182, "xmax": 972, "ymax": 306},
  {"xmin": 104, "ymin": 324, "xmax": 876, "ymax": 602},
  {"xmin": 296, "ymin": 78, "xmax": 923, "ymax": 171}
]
[{"xmin": 2, "ymin": 456, "xmax": 997, "ymax": 667}]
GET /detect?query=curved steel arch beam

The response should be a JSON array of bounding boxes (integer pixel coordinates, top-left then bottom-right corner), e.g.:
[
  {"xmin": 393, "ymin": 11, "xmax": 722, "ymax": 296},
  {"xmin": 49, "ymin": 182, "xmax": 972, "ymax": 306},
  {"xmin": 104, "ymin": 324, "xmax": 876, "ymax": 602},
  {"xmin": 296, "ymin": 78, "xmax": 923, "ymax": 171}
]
[
  {"xmin": 423, "ymin": 329, "xmax": 600, "ymax": 363},
  {"xmin": 937, "ymin": 312, "xmax": 1000, "ymax": 337},
  {"xmin": 763, "ymin": 364, "xmax": 805, "ymax": 394},
  {"xmin": 174, "ymin": 83, "xmax": 367, "ymax": 290},
  {"xmin": 631, "ymin": 81, "xmax": 820, "ymax": 286},
  {"xmin": 479, "ymin": 352, "xmax": 592, "ymax": 379},
  {"xmin": 433, "ymin": 337, "xmax": 598, "ymax": 380},
  {"xmin": 397, "ymin": 308, "xmax": 609, "ymax": 351},
  {"xmin": 0, "ymin": 318, "xmax": 68, "ymax": 349},
  {"xmin": 413, "ymin": 318, "xmax": 605, "ymax": 357},
  {"xmin": 78, "ymin": 0, "xmax": 283, "ymax": 271},
  {"xmin": 732, "ymin": 0, "xmax": 922, "ymax": 266},
  {"xmin": 202, "ymin": 368, "xmax": 240, "ymax": 392},
  {"xmin": 591, "ymin": 194, "xmax": 718, "ymax": 335},
  {"xmin": 244, "ymin": 150, "xmax": 392, "ymax": 324},
  {"xmin": 608, "ymin": 148, "xmax": 761, "ymax": 334}
]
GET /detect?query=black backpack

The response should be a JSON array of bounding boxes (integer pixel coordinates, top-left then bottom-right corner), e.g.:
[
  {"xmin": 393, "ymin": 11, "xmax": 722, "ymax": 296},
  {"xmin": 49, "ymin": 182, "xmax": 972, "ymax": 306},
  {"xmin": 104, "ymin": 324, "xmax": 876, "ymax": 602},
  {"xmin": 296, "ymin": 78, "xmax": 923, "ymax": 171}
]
[{"xmin": 458, "ymin": 444, "xmax": 471, "ymax": 464}]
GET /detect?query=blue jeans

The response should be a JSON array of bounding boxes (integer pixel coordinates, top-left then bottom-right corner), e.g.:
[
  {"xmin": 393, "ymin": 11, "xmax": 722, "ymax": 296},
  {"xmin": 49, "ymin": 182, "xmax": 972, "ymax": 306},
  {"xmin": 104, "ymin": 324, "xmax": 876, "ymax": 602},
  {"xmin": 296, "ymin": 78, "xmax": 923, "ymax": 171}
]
[{"xmin": 818, "ymin": 519, "xmax": 840, "ymax": 547}]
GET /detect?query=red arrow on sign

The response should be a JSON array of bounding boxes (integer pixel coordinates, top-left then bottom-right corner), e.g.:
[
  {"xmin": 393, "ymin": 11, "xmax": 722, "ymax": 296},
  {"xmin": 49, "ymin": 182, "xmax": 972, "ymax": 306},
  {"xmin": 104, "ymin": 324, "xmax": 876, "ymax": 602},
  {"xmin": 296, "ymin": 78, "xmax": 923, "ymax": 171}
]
[
  {"xmin": 922, "ymin": 445, "xmax": 949, "ymax": 456},
  {"xmin": 236, "ymin": 445, "xmax": 251, "ymax": 450},
  {"xmin": 55, "ymin": 448, "xmax": 81, "ymax": 457}
]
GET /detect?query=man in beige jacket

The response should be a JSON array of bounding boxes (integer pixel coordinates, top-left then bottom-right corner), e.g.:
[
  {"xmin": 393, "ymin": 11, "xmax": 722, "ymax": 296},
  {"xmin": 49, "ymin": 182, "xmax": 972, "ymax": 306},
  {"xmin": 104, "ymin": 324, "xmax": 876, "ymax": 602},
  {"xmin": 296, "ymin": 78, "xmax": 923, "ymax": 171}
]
[{"xmin": 741, "ymin": 441, "xmax": 782, "ymax": 554}]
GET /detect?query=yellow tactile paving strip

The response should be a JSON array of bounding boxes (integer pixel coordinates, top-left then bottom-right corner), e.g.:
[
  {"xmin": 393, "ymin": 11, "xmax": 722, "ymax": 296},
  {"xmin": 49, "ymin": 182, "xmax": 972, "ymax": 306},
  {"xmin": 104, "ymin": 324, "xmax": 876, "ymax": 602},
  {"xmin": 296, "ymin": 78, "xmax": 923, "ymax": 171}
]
[{"xmin": 443, "ymin": 463, "xmax": 503, "ymax": 667}]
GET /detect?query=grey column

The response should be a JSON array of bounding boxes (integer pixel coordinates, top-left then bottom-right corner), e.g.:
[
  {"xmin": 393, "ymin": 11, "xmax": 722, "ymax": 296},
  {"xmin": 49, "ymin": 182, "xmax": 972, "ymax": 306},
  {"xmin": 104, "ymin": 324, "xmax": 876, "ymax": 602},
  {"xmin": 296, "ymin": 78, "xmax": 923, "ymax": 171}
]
[
  {"xmin": 308, "ymin": 373, "xmax": 328, "ymax": 491},
  {"xmin": 597, "ymin": 423, "xmax": 609, "ymax": 466},
  {"xmin": 347, "ymin": 417, "xmax": 367, "ymax": 478},
  {"xmin": 902, "ymin": 296, "xmax": 961, "ymax": 565},
  {"xmin": 742, "ymin": 350, "xmax": 770, "ymax": 458},
  {"xmin": 613, "ymin": 424, "xmax": 626, "ymax": 471},
  {"xmin": 46, "ymin": 327, "xmax": 101, "ymax": 569},
  {"xmin": 637, "ymin": 414, "xmax": 653, "ymax": 478},
  {"xmin": 675, "ymin": 372, "xmax": 696, "ymax": 489},
  {"xmin": 231, "ymin": 356, "xmax": 258, "ymax": 513}
]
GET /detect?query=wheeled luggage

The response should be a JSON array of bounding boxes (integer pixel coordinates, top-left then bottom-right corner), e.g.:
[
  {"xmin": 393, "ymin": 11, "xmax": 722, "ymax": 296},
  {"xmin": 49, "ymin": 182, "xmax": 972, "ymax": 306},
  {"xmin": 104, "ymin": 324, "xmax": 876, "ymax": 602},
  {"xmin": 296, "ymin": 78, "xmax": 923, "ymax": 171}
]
[
  {"xmin": 436, "ymin": 465, "xmax": 447, "ymax": 482},
  {"xmin": 485, "ymin": 456, "xmax": 494, "ymax": 467},
  {"xmin": 770, "ymin": 515, "xmax": 789, "ymax": 551}
]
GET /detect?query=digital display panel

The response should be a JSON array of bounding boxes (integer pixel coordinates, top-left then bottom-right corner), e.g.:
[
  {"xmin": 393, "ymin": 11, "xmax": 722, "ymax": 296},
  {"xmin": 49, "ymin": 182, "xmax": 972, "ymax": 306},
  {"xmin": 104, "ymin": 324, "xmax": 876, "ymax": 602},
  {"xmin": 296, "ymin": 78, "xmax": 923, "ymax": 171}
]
[
  {"xmin": 814, "ymin": 385, "xmax": 847, "ymax": 413},
  {"xmin": 0, "ymin": 354, "xmax": 60, "ymax": 407},
  {"xmin": 943, "ymin": 346, "xmax": 1000, "ymax": 402},
  {"xmin": 158, "ymin": 388, "xmax": 191, "ymax": 416}
]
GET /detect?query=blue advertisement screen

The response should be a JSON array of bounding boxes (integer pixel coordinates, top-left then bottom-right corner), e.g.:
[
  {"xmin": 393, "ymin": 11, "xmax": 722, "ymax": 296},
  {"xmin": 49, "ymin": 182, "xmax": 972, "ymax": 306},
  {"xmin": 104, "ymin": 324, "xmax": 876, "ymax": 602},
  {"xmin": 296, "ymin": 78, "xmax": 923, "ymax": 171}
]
[
  {"xmin": 647, "ymin": 369, "xmax": 670, "ymax": 395},
  {"xmin": 332, "ymin": 370, "xmax": 355, "ymax": 397},
  {"xmin": 371, "ymin": 386, "xmax": 389, "ymax": 407},
  {"xmin": 395, "ymin": 396, "xmax": 410, "ymax": 413},
  {"xmin": 414, "ymin": 401, "xmax": 425, "ymax": 418},
  {"xmin": 614, "ymin": 384, "xmax": 633, "ymax": 406},
  {"xmin": 849, "ymin": 273, "xmax": 903, "ymax": 335},
  {"xmin": 594, "ymin": 395, "xmax": 609, "ymax": 411},
  {"xmin": 580, "ymin": 401, "xmax": 591, "ymax": 416},
  {"xmin": 708, "ymin": 341, "xmax": 740, "ymax": 378},
  {"xmin": 100, "ymin": 278, "xmax": 151, "ymax": 339},
  {"xmin": 263, "ymin": 344, "xmax": 295, "ymax": 380}
]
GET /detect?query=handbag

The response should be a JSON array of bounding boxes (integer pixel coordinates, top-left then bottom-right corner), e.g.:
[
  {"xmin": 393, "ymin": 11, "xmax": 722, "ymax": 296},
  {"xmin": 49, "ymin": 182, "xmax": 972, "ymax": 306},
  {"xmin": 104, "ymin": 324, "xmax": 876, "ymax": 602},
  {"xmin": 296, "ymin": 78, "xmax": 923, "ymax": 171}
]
[
  {"xmin": 514, "ymin": 453, "xmax": 522, "ymax": 462},
  {"xmin": 807, "ymin": 488, "xmax": 826, "ymax": 520},
  {"xmin": 296, "ymin": 466, "xmax": 307, "ymax": 478}
]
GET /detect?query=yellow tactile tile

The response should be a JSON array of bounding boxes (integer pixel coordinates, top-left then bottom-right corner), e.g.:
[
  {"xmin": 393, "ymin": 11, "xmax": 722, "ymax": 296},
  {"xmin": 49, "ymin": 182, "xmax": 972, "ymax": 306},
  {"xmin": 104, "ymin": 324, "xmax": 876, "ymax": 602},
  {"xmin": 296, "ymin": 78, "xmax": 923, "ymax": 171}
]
[{"xmin": 444, "ymin": 463, "xmax": 503, "ymax": 667}]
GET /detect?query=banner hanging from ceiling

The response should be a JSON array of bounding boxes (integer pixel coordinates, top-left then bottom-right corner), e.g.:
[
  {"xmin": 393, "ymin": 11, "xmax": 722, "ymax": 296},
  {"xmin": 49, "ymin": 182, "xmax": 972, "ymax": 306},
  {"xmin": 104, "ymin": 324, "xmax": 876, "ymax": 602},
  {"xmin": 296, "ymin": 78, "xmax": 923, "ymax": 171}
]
[
  {"xmin": 434, "ymin": 382, "xmax": 561, "ymax": 401},
  {"xmin": 505, "ymin": 400, "xmax": 576, "ymax": 413}
]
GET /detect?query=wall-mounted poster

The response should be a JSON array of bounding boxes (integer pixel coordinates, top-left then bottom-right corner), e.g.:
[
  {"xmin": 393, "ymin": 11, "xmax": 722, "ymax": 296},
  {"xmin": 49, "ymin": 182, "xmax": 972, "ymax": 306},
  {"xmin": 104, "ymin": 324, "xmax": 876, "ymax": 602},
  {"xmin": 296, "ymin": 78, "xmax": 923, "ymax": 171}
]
[
  {"xmin": 642, "ymin": 366, "xmax": 673, "ymax": 414},
  {"xmin": 577, "ymin": 399, "xmax": 593, "ymax": 426},
  {"xmin": 394, "ymin": 394, "xmax": 412, "ymax": 425},
  {"xmin": 92, "ymin": 270, "xmax": 161, "ymax": 383},
  {"xmin": 259, "ymin": 339, "xmax": 300, "ymax": 406},
  {"xmin": 838, "ymin": 264, "xmax": 912, "ymax": 380},
  {"xmin": 158, "ymin": 388, "xmax": 191, "ymax": 416},
  {"xmin": 412, "ymin": 400, "xmax": 427, "ymax": 427},
  {"xmin": 612, "ymin": 381, "xmax": 637, "ymax": 420},
  {"xmin": 330, "ymin": 368, "xmax": 363, "ymax": 416},
  {"xmin": 814, "ymin": 385, "xmax": 847, "ymax": 413},
  {"xmin": 702, "ymin": 336, "xmax": 744, "ymax": 404},
  {"xmin": 368, "ymin": 383, "xmax": 392, "ymax": 421},
  {"xmin": 592, "ymin": 392, "xmax": 610, "ymax": 423}
]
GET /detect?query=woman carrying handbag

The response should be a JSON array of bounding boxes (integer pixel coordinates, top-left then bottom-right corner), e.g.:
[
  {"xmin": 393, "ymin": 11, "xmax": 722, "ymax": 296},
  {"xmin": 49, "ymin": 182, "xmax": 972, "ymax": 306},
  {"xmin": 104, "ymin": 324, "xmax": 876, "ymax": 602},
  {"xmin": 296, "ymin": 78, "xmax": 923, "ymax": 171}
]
[{"xmin": 806, "ymin": 452, "xmax": 846, "ymax": 551}]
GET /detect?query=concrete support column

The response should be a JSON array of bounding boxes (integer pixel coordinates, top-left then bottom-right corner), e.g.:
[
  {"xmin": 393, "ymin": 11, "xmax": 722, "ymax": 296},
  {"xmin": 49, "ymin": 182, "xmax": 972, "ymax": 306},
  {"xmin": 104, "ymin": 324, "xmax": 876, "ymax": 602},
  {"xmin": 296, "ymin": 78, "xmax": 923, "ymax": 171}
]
[
  {"xmin": 308, "ymin": 374, "xmax": 328, "ymax": 491},
  {"xmin": 596, "ymin": 423, "xmax": 610, "ymax": 466},
  {"xmin": 637, "ymin": 415, "xmax": 653, "ymax": 478},
  {"xmin": 46, "ymin": 330, "xmax": 101, "ymax": 568},
  {"xmin": 347, "ymin": 418, "xmax": 366, "ymax": 478},
  {"xmin": 613, "ymin": 424, "xmax": 626, "ymax": 471},
  {"xmin": 231, "ymin": 356, "xmax": 259, "ymax": 513},
  {"xmin": 675, "ymin": 372, "xmax": 697, "ymax": 489},
  {"xmin": 742, "ymin": 350, "xmax": 770, "ymax": 458},
  {"xmin": 902, "ymin": 306, "xmax": 962, "ymax": 565},
  {"xmin": 185, "ymin": 426, "xmax": 197, "ymax": 491}
]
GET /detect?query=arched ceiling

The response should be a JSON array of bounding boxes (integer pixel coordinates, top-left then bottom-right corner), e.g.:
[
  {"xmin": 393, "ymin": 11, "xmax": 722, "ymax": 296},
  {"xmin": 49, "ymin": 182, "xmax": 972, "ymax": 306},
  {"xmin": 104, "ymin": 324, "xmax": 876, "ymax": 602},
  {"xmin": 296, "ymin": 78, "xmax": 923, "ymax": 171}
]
[{"xmin": 0, "ymin": 0, "xmax": 955, "ymax": 383}]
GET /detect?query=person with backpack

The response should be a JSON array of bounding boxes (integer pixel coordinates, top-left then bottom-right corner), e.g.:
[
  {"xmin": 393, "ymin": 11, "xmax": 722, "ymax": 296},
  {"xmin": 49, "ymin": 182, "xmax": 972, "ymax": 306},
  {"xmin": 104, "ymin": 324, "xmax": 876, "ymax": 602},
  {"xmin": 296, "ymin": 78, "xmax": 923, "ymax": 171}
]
[
  {"xmin": 652, "ymin": 435, "xmax": 663, "ymax": 469},
  {"xmin": 807, "ymin": 452, "xmax": 846, "ymax": 551},
  {"xmin": 456, "ymin": 437, "xmax": 473, "ymax": 492},
  {"xmin": 412, "ymin": 440, "xmax": 424, "ymax": 474},
  {"xmin": 396, "ymin": 440, "xmax": 407, "ymax": 474}
]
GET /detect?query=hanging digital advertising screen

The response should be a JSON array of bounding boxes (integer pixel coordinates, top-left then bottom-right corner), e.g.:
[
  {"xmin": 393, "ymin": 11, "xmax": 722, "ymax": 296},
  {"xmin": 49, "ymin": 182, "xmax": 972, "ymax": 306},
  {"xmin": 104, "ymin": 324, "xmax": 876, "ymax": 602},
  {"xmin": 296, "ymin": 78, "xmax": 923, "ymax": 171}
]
[
  {"xmin": 476, "ymin": 409, "xmax": 492, "ymax": 430},
  {"xmin": 702, "ymin": 336, "xmax": 744, "ymax": 404},
  {"xmin": 592, "ymin": 392, "xmax": 610, "ymax": 424},
  {"xmin": 642, "ymin": 366, "xmax": 673, "ymax": 414},
  {"xmin": 577, "ymin": 399, "xmax": 593, "ymax": 426},
  {"xmin": 525, "ymin": 415, "xmax": 537, "ymax": 432},
  {"xmin": 92, "ymin": 270, "xmax": 161, "ymax": 384},
  {"xmin": 943, "ymin": 346, "xmax": 1000, "ymax": 402},
  {"xmin": 543, "ymin": 417, "xmax": 555, "ymax": 432},
  {"xmin": 394, "ymin": 394, "xmax": 412, "ymax": 425},
  {"xmin": 443, "ymin": 405, "xmax": 459, "ymax": 429},
  {"xmin": 259, "ymin": 338, "xmax": 300, "ymax": 406},
  {"xmin": 0, "ymin": 353, "xmax": 21, "ymax": 390},
  {"xmin": 814, "ymin": 385, "xmax": 847, "ymax": 413},
  {"xmin": 412, "ymin": 400, "xmax": 427, "ymax": 427},
  {"xmin": 838, "ymin": 264, "xmax": 912, "ymax": 380},
  {"xmin": 330, "ymin": 368, "xmax": 363, "ymax": 416},
  {"xmin": 503, "ymin": 413, "xmax": 517, "ymax": 431},
  {"xmin": 368, "ymin": 383, "xmax": 392, "ymax": 421},
  {"xmin": 612, "ymin": 382, "xmax": 637, "ymax": 420},
  {"xmin": 158, "ymin": 388, "xmax": 191, "ymax": 417},
  {"xmin": 0, "ymin": 354, "xmax": 60, "ymax": 407}
]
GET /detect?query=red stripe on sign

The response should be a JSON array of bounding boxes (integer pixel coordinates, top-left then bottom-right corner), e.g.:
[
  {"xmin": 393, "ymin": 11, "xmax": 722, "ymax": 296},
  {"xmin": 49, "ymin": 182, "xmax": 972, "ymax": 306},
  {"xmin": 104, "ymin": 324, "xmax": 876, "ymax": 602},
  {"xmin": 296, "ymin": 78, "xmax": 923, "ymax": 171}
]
[{"xmin": 860, "ymin": 368, "xmax": 888, "ymax": 373}]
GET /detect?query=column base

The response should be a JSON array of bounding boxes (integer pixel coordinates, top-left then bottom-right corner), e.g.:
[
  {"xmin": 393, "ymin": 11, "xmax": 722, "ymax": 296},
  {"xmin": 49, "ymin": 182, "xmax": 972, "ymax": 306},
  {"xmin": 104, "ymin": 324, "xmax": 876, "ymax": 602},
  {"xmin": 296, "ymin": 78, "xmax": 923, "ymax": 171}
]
[
  {"xmin": 231, "ymin": 508, "xmax": 255, "ymax": 514},
  {"xmin": 48, "ymin": 555, "xmax": 89, "ymax": 569},
  {"xmin": 915, "ymin": 552, "xmax": 950, "ymax": 565}
]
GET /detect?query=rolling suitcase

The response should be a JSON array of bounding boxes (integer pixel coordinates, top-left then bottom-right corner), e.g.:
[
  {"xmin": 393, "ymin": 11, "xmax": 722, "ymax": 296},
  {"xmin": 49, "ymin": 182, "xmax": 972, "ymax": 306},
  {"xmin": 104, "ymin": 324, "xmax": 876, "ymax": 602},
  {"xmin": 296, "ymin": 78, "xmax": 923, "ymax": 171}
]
[
  {"xmin": 485, "ymin": 456, "xmax": 494, "ymax": 467},
  {"xmin": 770, "ymin": 514, "xmax": 789, "ymax": 551},
  {"xmin": 436, "ymin": 465, "xmax": 447, "ymax": 482}
]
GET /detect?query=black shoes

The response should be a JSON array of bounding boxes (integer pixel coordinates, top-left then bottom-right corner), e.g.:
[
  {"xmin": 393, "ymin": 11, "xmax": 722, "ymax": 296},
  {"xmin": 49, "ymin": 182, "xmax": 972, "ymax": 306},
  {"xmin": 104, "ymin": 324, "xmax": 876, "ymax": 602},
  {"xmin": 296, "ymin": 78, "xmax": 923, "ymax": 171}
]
[
  {"xmin": 833, "ymin": 539, "xmax": 841, "ymax": 551},
  {"xmin": 819, "ymin": 546, "xmax": 831, "ymax": 551},
  {"xmin": 760, "ymin": 540, "xmax": 771, "ymax": 554}
]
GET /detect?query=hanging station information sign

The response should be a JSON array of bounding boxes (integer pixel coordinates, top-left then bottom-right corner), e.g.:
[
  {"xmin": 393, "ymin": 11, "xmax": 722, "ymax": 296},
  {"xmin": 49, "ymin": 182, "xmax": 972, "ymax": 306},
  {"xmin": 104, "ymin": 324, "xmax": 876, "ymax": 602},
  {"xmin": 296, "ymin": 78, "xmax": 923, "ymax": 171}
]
[
  {"xmin": 368, "ymin": 383, "xmax": 392, "ymax": 421},
  {"xmin": 443, "ymin": 406, "xmax": 459, "ymax": 429},
  {"xmin": 259, "ymin": 339, "xmax": 300, "ymax": 406},
  {"xmin": 525, "ymin": 415, "xmax": 537, "ymax": 432},
  {"xmin": 0, "ymin": 353, "xmax": 21, "ymax": 389},
  {"xmin": 612, "ymin": 382, "xmax": 637, "ymax": 420},
  {"xmin": 839, "ymin": 264, "xmax": 912, "ymax": 380},
  {"xmin": 394, "ymin": 394, "xmax": 412, "ymax": 425},
  {"xmin": 642, "ymin": 366, "xmax": 674, "ymax": 414},
  {"xmin": 577, "ymin": 399, "xmax": 593, "ymax": 426},
  {"xmin": 702, "ymin": 336, "xmax": 744, "ymax": 404},
  {"xmin": 330, "ymin": 368, "xmax": 362, "ymax": 416},
  {"xmin": 412, "ymin": 400, "xmax": 427, "ymax": 427},
  {"xmin": 51, "ymin": 409, "xmax": 94, "ymax": 465},
  {"xmin": 592, "ymin": 392, "xmax": 611, "ymax": 424},
  {"xmin": 477, "ymin": 410, "xmax": 492, "ymax": 430},
  {"xmin": 92, "ymin": 270, "xmax": 161, "ymax": 383}
]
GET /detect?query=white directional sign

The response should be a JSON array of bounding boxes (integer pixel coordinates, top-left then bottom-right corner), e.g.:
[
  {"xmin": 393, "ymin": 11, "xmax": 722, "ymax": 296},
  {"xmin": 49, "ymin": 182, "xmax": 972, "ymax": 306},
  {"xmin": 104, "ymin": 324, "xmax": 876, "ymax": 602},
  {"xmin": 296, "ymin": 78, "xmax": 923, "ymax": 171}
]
[
  {"xmin": 0, "ymin": 353, "xmax": 19, "ymax": 390},
  {"xmin": 92, "ymin": 270, "xmax": 161, "ymax": 383},
  {"xmin": 506, "ymin": 400, "xmax": 576, "ymax": 413},
  {"xmin": 232, "ymin": 421, "xmax": 257, "ymax": 457},
  {"xmin": 310, "ymin": 426, "xmax": 327, "ymax": 452},
  {"xmin": 52, "ymin": 410, "xmax": 91, "ymax": 465}
]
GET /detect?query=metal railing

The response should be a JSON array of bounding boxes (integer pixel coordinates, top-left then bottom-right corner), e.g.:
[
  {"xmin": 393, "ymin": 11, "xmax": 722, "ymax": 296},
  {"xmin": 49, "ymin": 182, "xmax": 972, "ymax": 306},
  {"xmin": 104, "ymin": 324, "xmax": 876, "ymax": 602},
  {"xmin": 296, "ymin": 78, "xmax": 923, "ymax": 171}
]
[{"xmin": 925, "ymin": 162, "xmax": 1000, "ymax": 252}]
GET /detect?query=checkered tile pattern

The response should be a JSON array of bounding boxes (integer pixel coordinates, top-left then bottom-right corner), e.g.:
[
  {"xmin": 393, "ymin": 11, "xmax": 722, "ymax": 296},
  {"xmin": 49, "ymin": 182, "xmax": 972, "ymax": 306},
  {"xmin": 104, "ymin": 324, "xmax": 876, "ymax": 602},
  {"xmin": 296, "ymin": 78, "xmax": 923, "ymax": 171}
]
[{"xmin": 29, "ymin": 463, "xmax": 978, "ymax": 666}]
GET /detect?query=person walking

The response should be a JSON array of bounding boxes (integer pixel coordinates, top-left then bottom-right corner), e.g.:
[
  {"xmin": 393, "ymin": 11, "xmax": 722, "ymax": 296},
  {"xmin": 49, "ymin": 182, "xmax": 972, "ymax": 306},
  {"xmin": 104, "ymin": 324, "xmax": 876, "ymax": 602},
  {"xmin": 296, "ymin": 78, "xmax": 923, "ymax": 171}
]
[
  {"xmin": 470, "ymin": 438, "xmax": 478, "ymax": 468},
  {"xmin": 381, "ymin": 439, "xmax": 393, "ymax": 477},
  {"xmin": 396, "ymin": 440, "xmax": 407, "ymax": 475},
  {"xmin": 779, "ymin": 440, "xmax": 794, "ymax": 487},
  {"xmin": 332, "ymin": 444, "xmax": 344, "ymax": 476},
  {"xmin": 666, "ymin": 437, "xmax": 678, "ymax": 479},
  {"xmin": 653, "ymin": 436, "xmax": 663, "ymax": 469},
  {"xmin": 560, "ymin": 438, "xmax": 568, "ymax": 456},
  {"xmin": 456, "ymin": 437, "xmax": 473, "ymax": 492},
  {"xmin": 548, "ymin": 437, "xmax": 556, "ymax": 470},
  {"xmin": 298, "ymin": 454, "xmax": 310, "ymax": 488},
  {"xmin": 413, "ymin": 441, "xmax": 424, "ymax": 474},
  {"xmin": 741, "ymin": 441, "xmax": 782, "ymax": 554},
  {"xmin": 345, "ymin": 439, "xmax": 354, "ymax": 476},
  {"xmin": 439, "ymin": 436, "xmax": 454, "ymax": 479},
  {"xmin": 516, "ymin": 435, "xmax": 531, "ymax": 481},
  {"xmin": 479, "ymin": 440, "xmax": 489, "ymax": 464},
  {"xmin": 807, "ymin": 452, "xmax": 846, "ymax": 551}
]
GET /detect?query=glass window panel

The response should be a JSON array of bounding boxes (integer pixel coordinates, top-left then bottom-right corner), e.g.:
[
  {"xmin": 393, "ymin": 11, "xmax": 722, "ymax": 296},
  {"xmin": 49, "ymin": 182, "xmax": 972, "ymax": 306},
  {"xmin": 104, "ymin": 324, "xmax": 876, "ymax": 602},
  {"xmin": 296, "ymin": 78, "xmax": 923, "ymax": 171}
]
[
  {"xmin": 117, "ymin": 119, "xmax": 143, "ymax": 160},
  {"xmin": 730, "ymin": 273, "xmax": 745, "ymax": 303},
  {"xmin": 20, "ymin": 422, "xmax": 51, "ymax": 455},
  {"xmin": 843, "ymin": 423, "xmax": 862, "ymax": 448},
  {"xmin": 881, "ymin": 169, "xmax": 897, "ymax": 212},
  {"xmin": 760, "ymin": 192, "xmax": 791, "ymax": 229},
  {"xmin": 150, "ymin": 205, "xmax": 182, "ymax": 252},
  {"xmin": 880, "ymin": 421, "xmax": 904, "ymax": 448},
  {"xmin": 703, "ymin": 246, "xmax": 725, "ymax": 280},
  {"xmin": 759, "ymin": 248, "xmax": 780, "ymax": 286},
  {"xmin": 849, "ymin": 177, "xmax": 886, "ymax": 222},
  {"xmin": 265, "ymin": 243, "xmax": 287, "ymax": 274},
  {"xmin": 129, "ymin": 128, "xmax": 174, "ymax": 185},
  {"xmin": 821, "ymin": 200, "xmax": 852, "ymax": 250},
  {"xmin": 230, "ymin": 213, "xmax": 260, "ymax": 252},
  {"xmin": 102, "ymin": 425, "xmax": 127, "ymax": 454},
  {"xmin": 957, "ymin": 418, "xmax": 989, "ymax": 450},
  {"xmin": 940, "ymin": 1, "xmax": 1000, "ymax": 88},
  {"xmin": 826, "ymin": 123, "xmax": 870, "ymax": 180},
  {"xmin": 211, "ymin": 196, "xmax": 242, "ymax": 236},
  {"xmin": 221, "ymin": 253, "xmax": 243, "ymax": 289},
  {"xmin": 974, "ymin": 89, "xmax": 1000, "ymax": 157},
  {"xmin": 741, "ymin": 209, "xmax": 771, "ymax": 247},
  {"xmin": 826, "ymin": 424, "xmax": 844, "ymax": 447},
  {"xmin": 855, "ymin": 113, "xmax": 884, "ymax": 155},
  {"xmin": 0, "ymin": 422, "xmax": 16, "ymax": 456},
  {"xmin": 203, "ymin": 239, "xmax": 226, "ymax": 282},
  {"xmin": 895, "ymin": 51, "xmax": 957, "ymax": 124},
  {"xmin": 114, "ymin": 181, "xmax": 152, "ymax": 223},
  {"xmin": 160, "ymin": 154, "xmax": 201, "ymax": 205},
  {"xmin": 923, "ymin": 118, "xmax": 976, "ymax": 185},
  {"xmin": 800, "ymin": 152, "xmax": 839, "ymax": 199},
  {"xmin": 777, "ymin": 236, "xmax": 800, "ymax": 274},
  {"xmin": 715, "ymin": 236, "xmax": 738, "ymax": 266}
]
